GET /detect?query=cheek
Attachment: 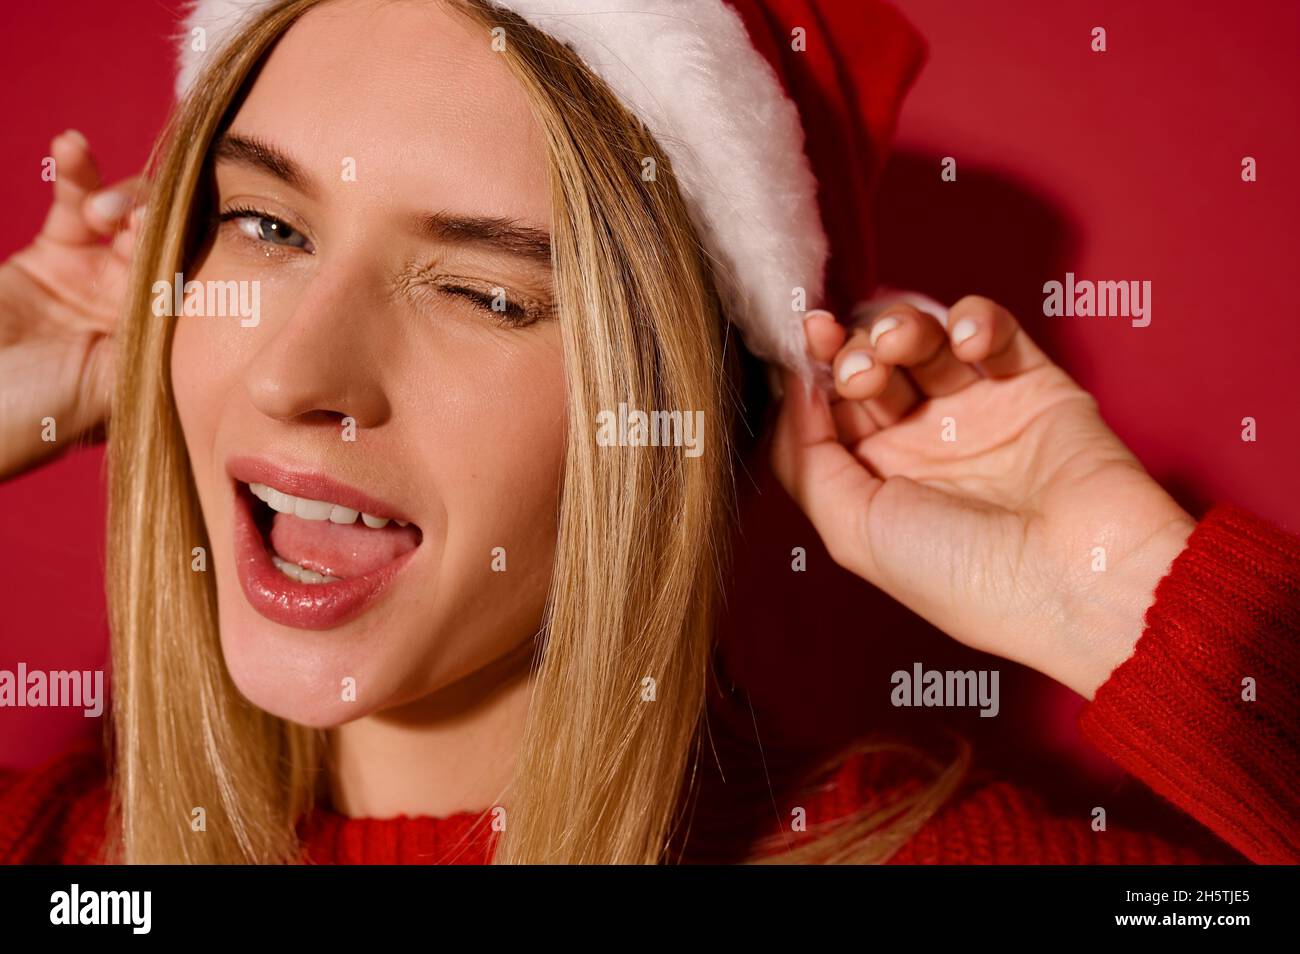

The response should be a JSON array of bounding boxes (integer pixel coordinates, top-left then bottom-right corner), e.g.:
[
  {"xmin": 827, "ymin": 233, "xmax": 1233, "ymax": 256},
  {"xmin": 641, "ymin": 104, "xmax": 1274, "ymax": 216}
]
[
  {"xmin": 418, "ymin": 328, "xmax": 567, "ymax": 556},
  {"xmin": 170, "ymin": 317, "xmax": 225, "ymax": 480},
  {"xmin": 170, "ymin": 317, "xmax": 217, "ymax": 441},
  {"xmin": 169, "ymin": 277, "xmax": 266, "ymax": 467}
]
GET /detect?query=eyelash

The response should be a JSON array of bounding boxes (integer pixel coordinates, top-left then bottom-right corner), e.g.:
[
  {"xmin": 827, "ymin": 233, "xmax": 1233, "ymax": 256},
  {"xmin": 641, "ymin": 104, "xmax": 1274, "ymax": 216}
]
[
  {"xmin": 424, "ymin": 278, "xmax": 552, "ymax": 328},
  {"xmin": 399, "ymin": 265, "xmax": 552, "ymax": 329},
  {"xmin": 216, "ymin": 205, "xmax": 311, "ymax": 253},
  {"xmin": 213, "ymin": 205, "xmax": 552, "ymax": 328}
]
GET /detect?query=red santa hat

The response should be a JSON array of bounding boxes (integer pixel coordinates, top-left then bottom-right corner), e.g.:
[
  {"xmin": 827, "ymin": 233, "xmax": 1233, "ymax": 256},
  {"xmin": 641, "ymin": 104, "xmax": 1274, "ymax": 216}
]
[{"xmin": 174, "ymin": 0, "xmax": 929, "ymax": 383}]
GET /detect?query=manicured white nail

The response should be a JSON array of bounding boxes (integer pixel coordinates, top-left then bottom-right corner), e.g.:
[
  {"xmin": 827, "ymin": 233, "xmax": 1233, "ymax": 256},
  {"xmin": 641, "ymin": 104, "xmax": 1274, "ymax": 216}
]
[
  {"xmin": 951, "ymin": 318, "xmax": 978, "ymax": 346},
  {"xmin": 62, "ymin": 128, "xmax": 88, "ymax": 149},
  {"xmin": 90, "ymin": 191, "xmax": 130, "ymax": 220},
  {"xmin": 869, "ymin": 315, "xmax": 901, "ymax": 348},
  {"xmin": 804, "ymin": 308, "xmax": 834, "ymax": 323},
  {"xmin": 837, "ymin": 351, "xmax": 873, "ymax": 384}
]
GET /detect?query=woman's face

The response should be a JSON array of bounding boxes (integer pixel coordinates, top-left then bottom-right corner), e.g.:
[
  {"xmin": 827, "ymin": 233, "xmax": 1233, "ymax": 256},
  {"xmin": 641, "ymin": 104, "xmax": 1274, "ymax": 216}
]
[{"xmin": 171, "ymin": 0, "xmax": 566, "ymax": 727}]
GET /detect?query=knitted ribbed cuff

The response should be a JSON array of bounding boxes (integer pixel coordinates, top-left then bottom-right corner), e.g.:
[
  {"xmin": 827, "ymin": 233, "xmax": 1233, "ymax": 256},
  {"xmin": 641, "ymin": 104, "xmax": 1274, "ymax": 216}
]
[{"xmin": 1079, "ymin": 503, "xmax": 1300, "ymax": 864}]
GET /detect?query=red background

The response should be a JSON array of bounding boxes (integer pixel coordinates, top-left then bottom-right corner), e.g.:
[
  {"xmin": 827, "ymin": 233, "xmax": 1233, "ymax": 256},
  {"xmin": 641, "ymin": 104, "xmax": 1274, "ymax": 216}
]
[{"xmin": 2, "ymin": 0, "xmax": 1297, "ymax": 840}]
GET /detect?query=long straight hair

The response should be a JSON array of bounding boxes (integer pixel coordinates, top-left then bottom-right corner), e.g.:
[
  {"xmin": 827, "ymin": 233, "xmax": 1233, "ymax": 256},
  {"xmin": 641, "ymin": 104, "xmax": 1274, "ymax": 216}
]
[{"xmin": 104, "ymin": 0, "xmax": 966, "ymax": 864}]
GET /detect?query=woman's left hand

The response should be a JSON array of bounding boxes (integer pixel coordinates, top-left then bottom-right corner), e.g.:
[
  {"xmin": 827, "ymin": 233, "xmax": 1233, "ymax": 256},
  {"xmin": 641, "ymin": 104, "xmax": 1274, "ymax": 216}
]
[{"xmin": 770, "ymin": 295, "xmax": 1196, "ymax": 699}]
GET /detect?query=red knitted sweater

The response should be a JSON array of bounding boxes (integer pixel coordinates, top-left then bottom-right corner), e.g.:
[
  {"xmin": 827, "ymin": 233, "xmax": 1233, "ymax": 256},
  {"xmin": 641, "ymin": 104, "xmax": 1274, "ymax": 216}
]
[{"xmin": 2, "ymin": 504, "xmax": 1297, "ymax": 864}]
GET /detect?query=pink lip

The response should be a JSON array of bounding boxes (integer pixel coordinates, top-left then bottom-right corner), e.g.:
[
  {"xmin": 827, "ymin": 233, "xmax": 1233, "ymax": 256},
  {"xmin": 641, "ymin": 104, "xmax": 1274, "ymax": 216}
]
[
  {"xmin": 227, "ymin": 456, "xmax": 416, "ymax": 524},
  {"xmin": 227, "ymin": 457, "xmax": 418, "ymax": 630}
]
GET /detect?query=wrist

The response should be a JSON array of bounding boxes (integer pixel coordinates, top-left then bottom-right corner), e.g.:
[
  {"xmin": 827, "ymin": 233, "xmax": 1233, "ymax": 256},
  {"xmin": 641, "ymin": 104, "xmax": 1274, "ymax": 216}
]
[{"xmin": 1047, "ymin": 511, "xmax": 1197, "ymax": 700}]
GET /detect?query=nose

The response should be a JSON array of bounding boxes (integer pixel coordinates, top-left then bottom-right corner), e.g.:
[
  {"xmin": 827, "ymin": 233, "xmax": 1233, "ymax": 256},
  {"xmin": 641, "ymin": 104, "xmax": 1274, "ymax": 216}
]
[{"xmin": 243, "ymin": 265, "xmax": 392, "ymax": 431}]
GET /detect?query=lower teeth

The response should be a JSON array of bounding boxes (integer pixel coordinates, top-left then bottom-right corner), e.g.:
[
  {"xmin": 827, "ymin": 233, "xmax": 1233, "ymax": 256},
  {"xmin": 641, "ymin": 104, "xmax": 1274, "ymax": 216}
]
[{"xmin": 271, "ymin": 553, "xmax": 340, "ymax": 585}]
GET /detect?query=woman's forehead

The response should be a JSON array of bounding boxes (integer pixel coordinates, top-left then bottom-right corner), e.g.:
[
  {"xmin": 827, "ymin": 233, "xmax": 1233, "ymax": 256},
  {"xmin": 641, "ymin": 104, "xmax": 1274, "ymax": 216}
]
[{"xmin": 225, "ymin": 0, "xmax": 550, "ymax": 226}]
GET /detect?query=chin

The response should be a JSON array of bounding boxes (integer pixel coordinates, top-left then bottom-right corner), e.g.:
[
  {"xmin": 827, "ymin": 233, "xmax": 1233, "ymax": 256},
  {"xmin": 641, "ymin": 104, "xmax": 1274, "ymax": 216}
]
[{"xmin": 214, "ymin": 594, "xmax": 413, "ymax": 728}]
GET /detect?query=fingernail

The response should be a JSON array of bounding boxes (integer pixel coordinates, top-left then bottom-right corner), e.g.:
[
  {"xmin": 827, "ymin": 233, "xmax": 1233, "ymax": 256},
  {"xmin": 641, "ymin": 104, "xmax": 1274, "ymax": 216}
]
[
  {"xmin": 91, "ymin": 191, "xmax": 130, "ymax": 220},
  {"xmin": 61, "ymin": 128, "xmax": 88, "ymax": 149},
  {"xmin": 804, "ymin": 308, "xmax": 835, "ymax": 323},
  {"xmin": 951, "ymin": 318, "xmax": 978, "ymax": 346},
  {"xmin": 837, "ymin": 351, "xmax": 873, "ymax": 384},
  {"xmin": 869, "ymin": 315, "xmax": 901, "ymax": 348}
]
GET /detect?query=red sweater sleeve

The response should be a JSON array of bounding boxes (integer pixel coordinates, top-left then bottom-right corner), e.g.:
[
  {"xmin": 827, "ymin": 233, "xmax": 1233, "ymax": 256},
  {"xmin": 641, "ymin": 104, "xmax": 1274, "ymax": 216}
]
[
  {"xmin": 1077, "ymin": 503, "xmax": 1300, "ymax": 864},
  {"xmin": 758, "ymin": 503, "xmax": 1298, "ymax": 864}
]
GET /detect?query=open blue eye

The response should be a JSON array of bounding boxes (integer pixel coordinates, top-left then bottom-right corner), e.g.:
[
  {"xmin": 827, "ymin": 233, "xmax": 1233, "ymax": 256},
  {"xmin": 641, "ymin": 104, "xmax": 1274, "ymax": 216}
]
[{"xmin": 218, "ymin": 206, "xmax": 311, "ymax": 251}]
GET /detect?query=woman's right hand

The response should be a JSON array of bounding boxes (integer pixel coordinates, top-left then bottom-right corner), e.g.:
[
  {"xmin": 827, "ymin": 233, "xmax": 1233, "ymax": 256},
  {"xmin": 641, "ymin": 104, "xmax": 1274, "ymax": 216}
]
[{"xmin": 0, "ymin": 130, "xmax": 145, "ymax": 481}]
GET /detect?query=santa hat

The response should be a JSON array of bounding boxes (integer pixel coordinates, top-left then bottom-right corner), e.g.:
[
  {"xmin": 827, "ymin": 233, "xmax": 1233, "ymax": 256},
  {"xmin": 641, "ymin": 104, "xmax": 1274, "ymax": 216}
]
[{"xmin": 173, "ymin": 0, "xmax": 930, "ymax": 382}]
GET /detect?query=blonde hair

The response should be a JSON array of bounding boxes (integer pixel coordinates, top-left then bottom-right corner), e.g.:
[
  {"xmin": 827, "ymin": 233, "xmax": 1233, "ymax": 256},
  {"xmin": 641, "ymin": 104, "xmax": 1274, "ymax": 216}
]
[{"xmin": 104, "ymin": 0, "xmax": 967, "ymax": 864}]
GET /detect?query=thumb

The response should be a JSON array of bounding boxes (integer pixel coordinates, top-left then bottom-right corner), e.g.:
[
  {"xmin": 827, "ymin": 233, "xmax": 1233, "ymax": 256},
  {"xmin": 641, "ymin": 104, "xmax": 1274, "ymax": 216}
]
[{"xmin": 770, "ymin": 366, "xmax": 883, "ymax": 580}]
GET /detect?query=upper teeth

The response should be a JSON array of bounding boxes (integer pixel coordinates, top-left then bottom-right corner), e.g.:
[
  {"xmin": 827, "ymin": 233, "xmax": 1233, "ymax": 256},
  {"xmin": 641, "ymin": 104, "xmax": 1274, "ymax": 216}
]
[{"xmin": 247, "ymin": 482, "xmax": 408, "ymax": 528}]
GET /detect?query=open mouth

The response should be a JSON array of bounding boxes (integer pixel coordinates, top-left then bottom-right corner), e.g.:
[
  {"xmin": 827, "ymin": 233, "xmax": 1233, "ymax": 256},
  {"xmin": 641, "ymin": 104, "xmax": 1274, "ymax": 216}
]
[
  {"xmin": 244, "ymin": 481, "xmax": 423, "ymax": 584},
  {"xmin": 228, "ymin": 458, "xmax": 423, "ymax": 630}
]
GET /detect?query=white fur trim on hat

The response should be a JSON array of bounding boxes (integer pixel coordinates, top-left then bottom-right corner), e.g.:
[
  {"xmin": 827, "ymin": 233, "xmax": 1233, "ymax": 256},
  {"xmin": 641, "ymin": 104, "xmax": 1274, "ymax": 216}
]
[
  {"xmin": 174, "ymin": 0, "xmax": 829, "ymax": 377},
  {"xmin": 851, "ymin": 287, "xmax": 950, "ymax": 330}
]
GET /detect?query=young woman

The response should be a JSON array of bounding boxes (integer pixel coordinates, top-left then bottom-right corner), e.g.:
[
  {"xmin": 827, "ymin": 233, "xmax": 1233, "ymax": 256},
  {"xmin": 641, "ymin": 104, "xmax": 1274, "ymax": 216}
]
[{"xmin": 0, "ymin": 0, "xmax": 1296, "ymax": 865}]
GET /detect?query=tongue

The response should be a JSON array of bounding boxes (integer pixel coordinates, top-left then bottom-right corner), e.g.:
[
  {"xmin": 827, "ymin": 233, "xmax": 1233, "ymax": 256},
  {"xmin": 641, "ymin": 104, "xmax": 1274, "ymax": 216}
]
[{"xmin": 269, "ymin": 513, "xmax": 419, "ymax": 579}]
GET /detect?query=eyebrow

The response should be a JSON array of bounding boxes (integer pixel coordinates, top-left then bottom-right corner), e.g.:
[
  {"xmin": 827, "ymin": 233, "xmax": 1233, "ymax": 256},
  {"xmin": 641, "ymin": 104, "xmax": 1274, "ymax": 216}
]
[
  {"xmin": 415, "ymin": 212, "xmax": 552, "ymax": 266},
  {"xmin": 212, "ymin": 132, "xmax": 552, "ymax": 266},
  {"xmin": 214, "ymin": 133, "xmax": 315, "ymax": 196}
]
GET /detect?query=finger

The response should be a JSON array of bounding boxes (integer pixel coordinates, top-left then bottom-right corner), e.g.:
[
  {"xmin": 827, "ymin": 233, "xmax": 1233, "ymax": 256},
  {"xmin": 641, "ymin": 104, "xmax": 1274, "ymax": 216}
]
[
  {"xmin": 830, "ymin": 326, "xmax": 926, "ymax": 429},
  {"xmin": 86, "ymin": 174, "xmax": 148, "ymax": 241},
  {"xmin": 831, "ymin": 394, "xmax": 880, "ymax": 445},
  {"xmin": 865, "ymin": 304, "xmax": 980, "ymax": 397},
  {"xmin": 803, "ymin": 308, "xmax": 849, "ymax": 401},
  {"xmin": 831, "ymin": 332, "xmax": 891, "ymax": 402},
  {"xmin": 805, "ymin": 313, "xmax": 889, "ymax": 442},
  {"xmin": 862, "ymin": 366, "xmax": 921, "ymax": 429},
  {"xmin": 803, "ymin": 308, "xmax": 846, "ymax": 366},
  {"xmin": 772, "ymin": 367, "xmax": 836, "ymax": 453},
  {"xmin": 770, "ymin": 367, "xmax": 882, "ymax": 576},
  {"xmin": 109, "ymin": 218, "xmax": 141, "ymax": 264},
  {"xmin": 946, "ymin": 295, "xmax": 1051, "ymax": 378},
  {"xmin": 40, "ymin": 130, "xmax": 104, "ymax": 244},
  {"xmin": 108, "ymin": 193, "xmax": 149, "ymax": 263}
]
